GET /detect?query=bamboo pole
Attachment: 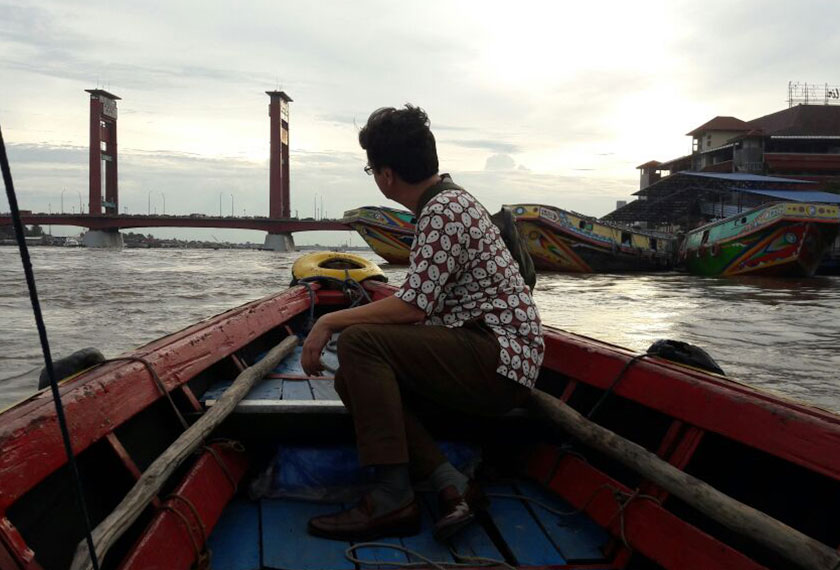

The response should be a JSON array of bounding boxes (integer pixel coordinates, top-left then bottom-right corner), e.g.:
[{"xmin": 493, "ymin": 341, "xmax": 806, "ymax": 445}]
[
  {"xmin": 528, "ymin": 389, "xmax": 840, "ymax": 570},
  {"xmin": 70, "ymin": 336, "xmax": 299, "ymax": 570}
]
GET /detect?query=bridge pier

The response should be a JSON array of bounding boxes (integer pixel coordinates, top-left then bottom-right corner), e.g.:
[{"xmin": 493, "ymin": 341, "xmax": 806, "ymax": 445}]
[
  {"xmin": 262, "ymin": 232, "xmax": 295, "ymax": 252},
  {"xmin": 82, "ymin": 229, "xmax": 124, "ymax": 248}
]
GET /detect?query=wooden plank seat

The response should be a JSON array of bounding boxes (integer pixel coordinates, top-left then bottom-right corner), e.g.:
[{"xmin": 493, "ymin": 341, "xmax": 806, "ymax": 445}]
[
  {"xmin": 202, "ymin": 345, "xmax": 347, "ymax": 414},
  {"xmin": 201, "ymin": 345, "xmax": 529, "ymax": 417}
]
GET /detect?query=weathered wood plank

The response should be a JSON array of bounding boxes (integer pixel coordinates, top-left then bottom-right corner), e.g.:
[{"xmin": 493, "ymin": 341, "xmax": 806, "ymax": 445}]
[
  {"xmin": 483, "ymin": 484, "xmax": 564, "ymax": 566},
  {"xmin": 512, "ymin": 480, "xmax": 608, "ymax": 562},
  {"xmin": 205, "ymin": 499, "xmax": 260, "ymax": 570},
  {"xmin": 261, "ymin": 499, "xmax": 354, "ymax": 570},
  {"xmin": 281, "ymin": 379, "xmax": 313, "ymax": 401}
]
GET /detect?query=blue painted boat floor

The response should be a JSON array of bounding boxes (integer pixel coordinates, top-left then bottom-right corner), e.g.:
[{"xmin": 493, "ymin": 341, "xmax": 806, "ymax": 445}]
[
  {"xmin": 202, "ymin": 345, "xmax": 343, "ymax": 406},
  {"xmin": 203, "ymin": 343, "xmax": 614, "ymax": 568},
  {"xmin": 207, "ymin": 479, "xmax": 614, "ymax": 570}
]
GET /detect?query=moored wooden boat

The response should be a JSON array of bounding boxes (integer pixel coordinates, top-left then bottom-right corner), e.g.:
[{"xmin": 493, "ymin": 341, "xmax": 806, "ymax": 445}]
[
  {"xmin": 341, "ymin": 206, "xmax": 414, "ymax": 264},
  {"xmin": 1, "ymin": 270, "xmax": 840, "ymax": 570},
  {"xmin": 509, "ymin": 204, "xmax": 677, "ymax": 272},
  {"xmin": 680, "ymin": 202, "xmax": 840, "ymax": 277}
]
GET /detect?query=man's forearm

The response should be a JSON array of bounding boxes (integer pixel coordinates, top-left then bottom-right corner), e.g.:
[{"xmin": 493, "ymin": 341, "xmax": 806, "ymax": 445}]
[{"xmin": 319, "ymin": 295, "xmax": 425, "ymax": 332}]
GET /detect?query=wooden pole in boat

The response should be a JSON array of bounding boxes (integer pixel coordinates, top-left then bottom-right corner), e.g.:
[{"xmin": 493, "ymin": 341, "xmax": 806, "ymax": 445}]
[
  {"xmin": 528, "ymin": 389, "xmax": 840, "ymax": 570},
  {"xmin": 69, "ymin": 335, "xmax": 300, "ymax": 570}
]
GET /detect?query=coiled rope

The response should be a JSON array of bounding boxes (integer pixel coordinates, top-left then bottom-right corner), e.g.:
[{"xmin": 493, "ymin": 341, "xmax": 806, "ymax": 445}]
[{"xmin": 0, "ymin": 125, "xmax": 100, "ymax": 568}]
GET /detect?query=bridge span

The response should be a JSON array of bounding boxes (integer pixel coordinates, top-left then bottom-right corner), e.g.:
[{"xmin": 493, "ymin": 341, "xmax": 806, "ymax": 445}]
[
  {"xmin": 1, "ymin": 213, "xmax": 350, "ymax": 233},
  {"xmin": 0, "ymin": 213, "xmax": 351, "ymax": 249}
]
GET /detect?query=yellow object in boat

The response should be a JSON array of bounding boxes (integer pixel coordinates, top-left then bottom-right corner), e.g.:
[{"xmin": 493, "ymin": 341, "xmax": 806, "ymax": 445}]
[{"xmin": 291, "ymin": 251, "xmax": 386, "ymax": 284}]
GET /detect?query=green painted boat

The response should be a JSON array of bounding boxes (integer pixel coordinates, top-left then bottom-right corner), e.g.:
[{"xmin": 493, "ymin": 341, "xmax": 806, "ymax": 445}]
[{"xmin": 679, "ymin": 202, "xmax": 840, "ymax": 277}]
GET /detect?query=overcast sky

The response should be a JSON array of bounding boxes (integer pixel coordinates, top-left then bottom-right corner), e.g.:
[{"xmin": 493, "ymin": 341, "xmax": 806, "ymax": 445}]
[{"xmin": 2, "ymin": 0, "xmax": 839, "ymax": 244}]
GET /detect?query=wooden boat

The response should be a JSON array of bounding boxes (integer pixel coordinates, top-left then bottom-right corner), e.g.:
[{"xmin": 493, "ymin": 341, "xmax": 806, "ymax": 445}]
[
  {"xmin": 679, "ymin": 202, "xmax": 840, "ymax": 277},
  {"xmin": 1, "ymin": 268, "xmax": 839, "ymax": 570},
  {"xmin": 508, "ymin": 204, "xmax": 677, "ymax": 272},
  {"xmin": 342, "ymin": 206, "xmax": 415, "ymax": 264}
]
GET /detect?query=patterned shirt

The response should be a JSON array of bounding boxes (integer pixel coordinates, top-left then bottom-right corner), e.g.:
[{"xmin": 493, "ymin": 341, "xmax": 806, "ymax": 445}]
[{"xmin": 395, "ymin": 177, "xmax": 544, "ymax": 388}]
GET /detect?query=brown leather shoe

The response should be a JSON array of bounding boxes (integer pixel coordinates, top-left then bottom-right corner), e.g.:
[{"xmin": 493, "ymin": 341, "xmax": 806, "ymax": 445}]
[
  {"xmin": 307, "ymin": 494, "xmax": 421, "ymax": 541},
  {"xmin": 434, "ymin": 480, "xmax": 490, "ymax": 541}
]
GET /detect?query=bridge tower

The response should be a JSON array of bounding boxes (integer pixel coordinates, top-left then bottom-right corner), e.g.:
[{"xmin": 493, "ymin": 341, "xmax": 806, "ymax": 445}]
[
  {"xmin": 83, "ymin": 89, "xmax": 123, "ymax": 248},
  {"xmin": 264, "ymin": 91, "xmax": 295, "ymax": 251}
]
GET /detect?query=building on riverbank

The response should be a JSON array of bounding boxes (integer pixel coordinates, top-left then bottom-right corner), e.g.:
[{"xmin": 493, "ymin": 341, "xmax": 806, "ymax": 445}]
[{"xmin": 605, "ymin": 102, "xmax": 840, "ymax": 232}]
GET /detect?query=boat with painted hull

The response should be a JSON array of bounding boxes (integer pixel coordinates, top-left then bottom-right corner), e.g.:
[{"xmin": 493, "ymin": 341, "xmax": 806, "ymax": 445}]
[
  {"xmin": 680, "ymin": 202, "xmax": 840, "ymax": 277},
  {"xmin": 509, "ymin": 204, "xmax": 677, "ymax": 273},
  {"xmin": 2, "ymin": 268, "xmax": 840, "ymax": 570},
  {"xmin": 342, "ymin": 206, "xmax": 414, "ymax": 264}
]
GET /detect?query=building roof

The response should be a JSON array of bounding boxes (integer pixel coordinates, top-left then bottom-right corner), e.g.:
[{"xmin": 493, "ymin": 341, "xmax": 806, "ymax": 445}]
[
  {"xmin": 636, "ymin": 160, "xmax": 662, "ymax": 169},
  {"xmin": 686, "ymin": 116, "xmax": 751, "ymax": 136},
  {"xmin": 265, "ymin": 90, "xmax": 293, "ymax": 102},
  {"xmin": 85, "ymin": 89, "xmax": 120, "ymax": 100},
  {"xmin": 681, "ymin": 172, "xmax": 813, "ymax": 184},
  {"xmin": 657, "ymin": 154, "xmax": 692, "ymax": 170},
  {"xmin": 748, "ymin": 104, "xmax": 840, "ymax": 136},
  {"xmin": 735, "ymin": 188, "xmax": 840, "ymax": 203}
]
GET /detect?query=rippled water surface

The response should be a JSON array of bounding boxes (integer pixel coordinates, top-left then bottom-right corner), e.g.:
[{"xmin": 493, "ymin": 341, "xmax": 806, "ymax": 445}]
[{"xmin": 2, "ymin": 247, "xmax": 839, "ymax": 413}]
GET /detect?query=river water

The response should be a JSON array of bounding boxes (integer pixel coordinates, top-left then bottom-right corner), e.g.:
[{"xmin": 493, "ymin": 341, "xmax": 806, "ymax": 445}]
[{"xmin": 1, "ymin": 247, "xmax": 839, "ymax": 413}]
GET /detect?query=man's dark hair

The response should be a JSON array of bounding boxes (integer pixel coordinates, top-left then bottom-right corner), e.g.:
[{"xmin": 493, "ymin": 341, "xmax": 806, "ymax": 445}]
[{"xmin": 358, "ymin": 105, "xmax": 439, "ymax": 183}]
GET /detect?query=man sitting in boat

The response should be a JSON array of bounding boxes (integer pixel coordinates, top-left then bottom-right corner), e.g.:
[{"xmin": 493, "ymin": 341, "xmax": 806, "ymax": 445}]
[{"xmin": 301, "ymin": 104, "xmax": 544, "ymax": 541}]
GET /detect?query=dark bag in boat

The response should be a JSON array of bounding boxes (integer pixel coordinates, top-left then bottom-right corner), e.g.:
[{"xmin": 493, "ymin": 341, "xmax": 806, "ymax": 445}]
[
  {"xmin": 646, "ymin": 339, "xmax": 725, "ymax": 375},
  {"xmin": 490, "ymin": 207, "xmax": 537, "ymax": 291},
  {"xmin": 432, "ymin": 177, "xmax": 537, "ymax": 291}
]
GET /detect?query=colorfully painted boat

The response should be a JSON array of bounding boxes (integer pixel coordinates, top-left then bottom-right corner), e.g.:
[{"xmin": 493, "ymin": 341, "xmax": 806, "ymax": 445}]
[
  {"xmin": 1, "ymin": 265, "xmax": 839, "ymax": 570},
  {"xmin": 508, "ymin": 204, "xmax": 677, "ymax": 273},
  {"xmin": 679, "ymin": 202, "xmax": 840, "ymax": 277},
  {"xmin": 342, "ymin": 206, "xmax": 415, "ymax": 264}
]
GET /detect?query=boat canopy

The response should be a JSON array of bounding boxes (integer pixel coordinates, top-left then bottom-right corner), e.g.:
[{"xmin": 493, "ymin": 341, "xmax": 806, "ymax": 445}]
[{"xmin": 733, "ymin": 188, "xmax": 840, "ymax": 203}]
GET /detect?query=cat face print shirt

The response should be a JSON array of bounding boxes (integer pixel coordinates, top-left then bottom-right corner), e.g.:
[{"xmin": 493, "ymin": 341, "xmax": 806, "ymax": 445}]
[{"xmin": 394, "ymin": 177, "xmax": 544, "ymax": 388}]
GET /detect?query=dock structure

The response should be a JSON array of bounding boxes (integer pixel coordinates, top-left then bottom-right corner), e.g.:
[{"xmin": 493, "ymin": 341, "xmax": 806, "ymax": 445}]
[{"xmin": 606, "ymin": 104, "xmax": 840, "ymax": 232}]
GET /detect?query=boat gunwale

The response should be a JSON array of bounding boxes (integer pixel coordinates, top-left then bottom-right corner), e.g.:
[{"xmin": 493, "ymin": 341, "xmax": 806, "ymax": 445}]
[
  {"xmin": 0, "ymin": 285, "xmax": 317, "ymax": 511},
  {"xmin": 684, "ymin": 201, "xmax": 840, "ymax": 238},
  {"xmin": 507, "ymin": 203, "xmax": 678, "ymax": 240},
  {"xmin": 519, "ymin": 216, "xmax": 674, "ymax": 258},
  {"xmin": 344, "ymin": 218, "xmax": 416, "ymax": 236}
]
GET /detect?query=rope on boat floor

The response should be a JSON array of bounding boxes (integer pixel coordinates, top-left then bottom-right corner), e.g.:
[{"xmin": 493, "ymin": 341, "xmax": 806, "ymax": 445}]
[
  {"xmin": 346, "ymin": 489, "xmax": 659, "ymax": 570},
  {"xmin": 346, "ymin": 542, "xmax": 516, "ymax": 570}
]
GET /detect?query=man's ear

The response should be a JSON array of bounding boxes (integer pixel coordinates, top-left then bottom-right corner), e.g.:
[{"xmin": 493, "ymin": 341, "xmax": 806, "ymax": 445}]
[{"xmin": 381, "ymin": 167, "xmax": 395, "ymax": 187}]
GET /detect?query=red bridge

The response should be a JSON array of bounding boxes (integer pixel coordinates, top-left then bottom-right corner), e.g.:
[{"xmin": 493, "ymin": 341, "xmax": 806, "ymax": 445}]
[
  {"xmin": 0, "ymin": 213, "xmax": 350, "ymax": 234},
  {"xmin": 5, "ymin": 89, "xmax": 355, "ymax": 249}
]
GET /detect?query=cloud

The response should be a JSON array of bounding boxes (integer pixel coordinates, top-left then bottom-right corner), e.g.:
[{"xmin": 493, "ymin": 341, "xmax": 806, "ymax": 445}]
[
  {"xmin": 484, "ymin": 153, "xmax": 516, "ymax": 171},
  {"xmin": 450, "ymin": 139, "xmax": 521, "ymax": 154}
]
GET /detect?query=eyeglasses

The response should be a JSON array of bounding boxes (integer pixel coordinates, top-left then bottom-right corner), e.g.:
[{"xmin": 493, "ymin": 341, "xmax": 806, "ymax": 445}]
[{"xmin": 364, "ymin": 165, "xmax": 374, "ymax": 176}]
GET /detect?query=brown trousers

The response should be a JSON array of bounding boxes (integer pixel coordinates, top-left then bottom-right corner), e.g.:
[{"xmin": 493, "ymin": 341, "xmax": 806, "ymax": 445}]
[{"xmin": 333, "ymin": 322, "xmax": 531, "ymax": 480}]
